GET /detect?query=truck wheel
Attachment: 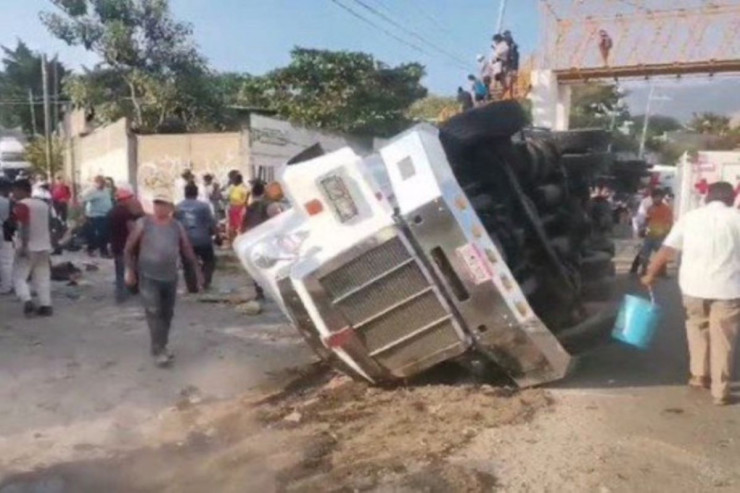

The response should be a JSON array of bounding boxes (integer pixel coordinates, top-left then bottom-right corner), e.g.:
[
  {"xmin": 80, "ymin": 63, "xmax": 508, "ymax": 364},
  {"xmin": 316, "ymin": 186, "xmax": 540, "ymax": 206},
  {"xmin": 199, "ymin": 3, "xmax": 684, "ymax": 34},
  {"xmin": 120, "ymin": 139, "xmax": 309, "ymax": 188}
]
[
  {"xmin": 581, "ymin": 276, "xmax": 617, "ymax": 302},
  {"xmin": 580, "ymin": 251, "xmax": 616, "ymax": 281},
  {"xmin": 440, "ymin": 101, "xmax": 528, "ymax": 151},
  {"xmin": 551, "ymin": 129, "xmax": 611, "ymax": 154},
  {"xmin": 560, "ymin": 152, "xmax": 614, "ymax": 174}
]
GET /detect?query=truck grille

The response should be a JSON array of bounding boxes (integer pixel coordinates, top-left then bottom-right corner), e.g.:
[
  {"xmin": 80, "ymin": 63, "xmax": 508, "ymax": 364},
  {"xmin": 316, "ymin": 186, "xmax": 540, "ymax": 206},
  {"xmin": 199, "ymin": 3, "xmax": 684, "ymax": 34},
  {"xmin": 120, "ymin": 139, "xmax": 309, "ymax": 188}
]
[{"xmin": 318, "ymin": 236, "xmax": 465, "ymax": 375}]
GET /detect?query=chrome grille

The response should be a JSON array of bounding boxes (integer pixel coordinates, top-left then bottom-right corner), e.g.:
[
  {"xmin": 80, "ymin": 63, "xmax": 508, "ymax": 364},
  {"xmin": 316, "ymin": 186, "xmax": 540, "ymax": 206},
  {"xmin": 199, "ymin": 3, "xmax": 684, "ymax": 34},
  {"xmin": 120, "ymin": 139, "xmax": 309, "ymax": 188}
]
[
  {"xmin": 319, "ymin": 237, "xmax": 410, "ymax": 299},
  {"xmin": 317, "ymin": 235, "xmax": 466, "ymax": 376},
  {"xmin": 376, "ymin": 320, "xmax": 461, "ymax": 374}
]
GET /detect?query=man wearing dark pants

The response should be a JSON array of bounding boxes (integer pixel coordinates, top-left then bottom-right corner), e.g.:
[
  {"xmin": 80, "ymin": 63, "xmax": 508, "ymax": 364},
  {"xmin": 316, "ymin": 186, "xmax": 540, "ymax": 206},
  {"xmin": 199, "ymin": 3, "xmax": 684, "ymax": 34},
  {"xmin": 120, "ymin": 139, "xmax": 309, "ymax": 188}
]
[
  {"xmin": 175, "ymin": 182, "xmax": 217, "ymax": 292},
  {"xmin": 82, "ymin": 175, "xmax": 113, "ymax": 257},
  {"xmin": 109, "ymin": 185, "xmax": 143, "ymax": 302},
  {"xmin": 124, "ymin": 191, "xmax": 202, "ymax": 367}
]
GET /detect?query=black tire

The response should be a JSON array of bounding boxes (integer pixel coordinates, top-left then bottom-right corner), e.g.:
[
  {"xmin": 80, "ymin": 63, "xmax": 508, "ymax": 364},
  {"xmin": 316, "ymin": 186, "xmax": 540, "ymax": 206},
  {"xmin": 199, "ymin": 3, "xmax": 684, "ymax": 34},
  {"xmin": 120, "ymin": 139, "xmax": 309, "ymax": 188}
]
[
  {"xmin": 590, "ymin": 236, "xmax": 616, "ymax": 256},
  {"xmin": 439, "ymin": 101, "xmax": 528, "ymax": 156},
  {"xmin": 580, "ymin": 251, "xmax": 616, "ymax": 281},
  {"xmin": 581, "ymin": 275, "xmax": 617, "ymax": 302},
  {"xmin": 551, "ymin": 129, "xmax": 611, "ymax": 154},
  {"xmin": 535, "ymin": 184, "xmax": 565, "ymax": 208},
  {"xmin": 560, "ymin": 152, "xmax": 614, "ymax": 174}
]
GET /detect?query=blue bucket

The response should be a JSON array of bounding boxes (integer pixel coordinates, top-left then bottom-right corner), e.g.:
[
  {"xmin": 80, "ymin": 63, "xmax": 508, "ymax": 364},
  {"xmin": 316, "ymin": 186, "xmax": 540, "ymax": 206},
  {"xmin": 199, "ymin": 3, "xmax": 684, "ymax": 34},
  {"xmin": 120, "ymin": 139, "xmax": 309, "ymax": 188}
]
[{"xmin": 612, "ymin": 291, "xmax": 662, "ymax": 350}]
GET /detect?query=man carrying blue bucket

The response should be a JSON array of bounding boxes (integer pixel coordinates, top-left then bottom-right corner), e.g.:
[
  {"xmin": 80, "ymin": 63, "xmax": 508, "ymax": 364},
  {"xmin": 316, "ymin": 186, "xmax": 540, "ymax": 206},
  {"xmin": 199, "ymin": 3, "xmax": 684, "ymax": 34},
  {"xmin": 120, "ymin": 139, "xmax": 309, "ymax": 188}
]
[{"xmin": 643, "ymin": 182, "xmax": 740, "ymax": 406}]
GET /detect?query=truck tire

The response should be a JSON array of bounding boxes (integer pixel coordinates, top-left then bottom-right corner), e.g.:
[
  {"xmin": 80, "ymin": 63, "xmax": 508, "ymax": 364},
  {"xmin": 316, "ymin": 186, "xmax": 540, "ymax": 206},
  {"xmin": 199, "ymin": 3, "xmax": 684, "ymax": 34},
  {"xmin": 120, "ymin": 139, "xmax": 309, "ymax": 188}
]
[
  {"xmin": 440, "ymin": 101, "xmax": 528, "ymax": 156},
  {"xmin": 580, "ymin": 251, "xmax": 616, "ymax": 281},
  {"xmin": 560, "ymin": 153, "xmax": 614, "ymax": 174},
  {"xmin": 581, "ymin": 275, "xmax": 617, "ymax": 302},
  {"xmin": 552, "ymin": 129, "xmax": 611, "ymax": 154}
]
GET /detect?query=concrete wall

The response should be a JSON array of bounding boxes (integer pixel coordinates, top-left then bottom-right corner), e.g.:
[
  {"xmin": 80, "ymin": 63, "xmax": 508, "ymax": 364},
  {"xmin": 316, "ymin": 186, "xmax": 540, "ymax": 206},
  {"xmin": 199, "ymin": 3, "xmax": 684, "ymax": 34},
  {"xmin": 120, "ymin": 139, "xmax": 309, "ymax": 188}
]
[
  {"xmin": 136, "ymin": 132, "xmax": 247, "ymax": 206},
  {"xmin": 529, "ymin": 70, "xmax": 571, "ymax": 131},
  {"xmin": 65, "ymin": 118, "xmax": 134, "ymax": 195}
]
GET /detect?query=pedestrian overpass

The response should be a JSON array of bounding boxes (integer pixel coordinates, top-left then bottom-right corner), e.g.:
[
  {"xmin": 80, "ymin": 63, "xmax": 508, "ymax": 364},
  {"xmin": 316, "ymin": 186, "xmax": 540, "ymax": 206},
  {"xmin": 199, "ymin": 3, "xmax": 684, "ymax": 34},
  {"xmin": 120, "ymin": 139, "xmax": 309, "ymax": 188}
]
[{"xmin": 530, "ymin": 0, "xmax": 740, "ymax": 130}]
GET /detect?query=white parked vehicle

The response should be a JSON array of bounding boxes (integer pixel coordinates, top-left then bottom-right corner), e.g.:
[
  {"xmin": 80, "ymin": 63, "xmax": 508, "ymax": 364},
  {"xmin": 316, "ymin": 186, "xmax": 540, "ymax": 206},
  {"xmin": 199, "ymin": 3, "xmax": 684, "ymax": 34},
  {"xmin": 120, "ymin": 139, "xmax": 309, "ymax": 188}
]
[{"xmin": 0, "ymin": 137, "xmax": 31, "ymax": 180}]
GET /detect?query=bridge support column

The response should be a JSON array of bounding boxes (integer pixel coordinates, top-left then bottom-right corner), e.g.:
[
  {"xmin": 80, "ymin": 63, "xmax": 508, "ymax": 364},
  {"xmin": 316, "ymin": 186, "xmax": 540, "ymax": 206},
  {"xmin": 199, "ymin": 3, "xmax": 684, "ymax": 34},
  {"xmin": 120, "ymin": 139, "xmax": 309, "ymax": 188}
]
[{"xmin": 529, "ymin": 70, "xmax": 571, "ymax": 131}]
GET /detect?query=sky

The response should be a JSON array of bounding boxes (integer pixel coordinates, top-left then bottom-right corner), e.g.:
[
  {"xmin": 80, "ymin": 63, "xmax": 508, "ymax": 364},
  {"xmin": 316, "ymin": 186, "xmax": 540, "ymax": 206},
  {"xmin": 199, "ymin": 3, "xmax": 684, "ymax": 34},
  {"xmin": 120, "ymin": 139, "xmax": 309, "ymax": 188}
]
[
  {"xmin": 0, "ymin": 0, "xmax": 540, "ymax": 94},
  {"xmin": 0, "ymin": 0, "xmax": 738, "ymax": 122}
]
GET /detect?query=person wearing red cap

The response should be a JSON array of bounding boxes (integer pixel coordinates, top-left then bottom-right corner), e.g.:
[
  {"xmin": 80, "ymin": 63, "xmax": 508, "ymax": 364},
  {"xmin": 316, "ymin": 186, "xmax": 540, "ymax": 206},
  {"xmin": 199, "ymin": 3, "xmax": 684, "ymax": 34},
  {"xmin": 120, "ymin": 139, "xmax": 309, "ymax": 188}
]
[{"xmin": 110, "ymin": 184, "xmax": 143, "ymax": 302}]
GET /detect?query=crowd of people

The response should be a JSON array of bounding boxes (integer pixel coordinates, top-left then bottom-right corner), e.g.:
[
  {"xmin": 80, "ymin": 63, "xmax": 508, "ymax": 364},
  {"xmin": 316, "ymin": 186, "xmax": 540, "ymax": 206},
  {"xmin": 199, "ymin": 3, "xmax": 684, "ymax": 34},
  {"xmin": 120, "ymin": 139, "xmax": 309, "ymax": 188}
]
[
  {"xmin": 0, "ymin": 169, "xmax": 287, "ymax": 368},
  {"xmin": 458, "ymin": 30, "xmax": 520, "ymax": 111}
]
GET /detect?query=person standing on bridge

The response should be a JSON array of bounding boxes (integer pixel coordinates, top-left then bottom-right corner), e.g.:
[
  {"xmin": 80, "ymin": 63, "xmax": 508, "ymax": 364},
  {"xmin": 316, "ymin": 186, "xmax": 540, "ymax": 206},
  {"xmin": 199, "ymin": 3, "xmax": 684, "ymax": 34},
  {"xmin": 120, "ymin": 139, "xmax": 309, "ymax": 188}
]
[
  {"xmin": 599, "ymin": 29, "xmax": 613, "ymax": 66},
  {"xmin": 643, "ymin": 182, "xmax": 740, "ymax": 406}
]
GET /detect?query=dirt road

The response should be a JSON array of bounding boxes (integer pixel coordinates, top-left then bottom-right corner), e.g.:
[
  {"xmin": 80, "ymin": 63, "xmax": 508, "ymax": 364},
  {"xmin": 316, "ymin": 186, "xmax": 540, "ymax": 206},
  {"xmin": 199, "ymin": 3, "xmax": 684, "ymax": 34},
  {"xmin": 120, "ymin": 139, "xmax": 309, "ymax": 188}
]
[{"xmin": 1, "ymin": 249, "xmax": 739, "ymax": 492}]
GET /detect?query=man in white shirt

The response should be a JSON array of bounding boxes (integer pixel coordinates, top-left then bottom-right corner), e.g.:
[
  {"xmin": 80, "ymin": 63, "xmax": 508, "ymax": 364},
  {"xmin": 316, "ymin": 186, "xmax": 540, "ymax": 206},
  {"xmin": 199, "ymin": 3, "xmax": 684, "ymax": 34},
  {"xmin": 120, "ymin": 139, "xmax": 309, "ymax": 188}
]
[
  {"xmin": 643, "ymin": 182, "xmax": 740, "ymax": 406},
  {"xmin": 12, "ymin": 179, "xmax": 53, "ymax": 317}
]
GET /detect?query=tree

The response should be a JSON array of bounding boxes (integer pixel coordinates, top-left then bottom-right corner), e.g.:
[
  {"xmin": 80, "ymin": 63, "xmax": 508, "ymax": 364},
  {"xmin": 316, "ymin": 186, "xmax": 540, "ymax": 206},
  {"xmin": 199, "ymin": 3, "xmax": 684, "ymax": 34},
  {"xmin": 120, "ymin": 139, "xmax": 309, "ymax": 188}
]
[
  {"xmin": 237, "ymin": 48, "xmax": 427, "ymax": 136},
  {"xmin": 0, "ymin": 41, "xmax": 67, "ymax": 136},
  {"xmin": 688, "ymin": 112, "xmax": 732, "ymax": 136},
  {"xmin": 24, "ymin": 136, "xmax": 64, "ymax": 176},
  {"xmin": 41, "ymin": 0, "xmax": 225, "ymax": 133},
  {"xmin": 407, "ymin": 95, "xmax": 458, "ymax": 123},
  {"xmin": 570, "ymin": 84, "xmax": 629, "ymax": 130}
]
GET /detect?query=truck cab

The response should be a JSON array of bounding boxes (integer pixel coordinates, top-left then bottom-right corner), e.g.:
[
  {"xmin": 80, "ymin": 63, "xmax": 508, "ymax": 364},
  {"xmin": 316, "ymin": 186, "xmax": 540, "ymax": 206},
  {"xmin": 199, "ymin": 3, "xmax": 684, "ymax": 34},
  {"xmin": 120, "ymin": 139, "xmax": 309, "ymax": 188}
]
[{"xmin": 235, "ymin": 103, "xmax": 618, "ymax": 387}]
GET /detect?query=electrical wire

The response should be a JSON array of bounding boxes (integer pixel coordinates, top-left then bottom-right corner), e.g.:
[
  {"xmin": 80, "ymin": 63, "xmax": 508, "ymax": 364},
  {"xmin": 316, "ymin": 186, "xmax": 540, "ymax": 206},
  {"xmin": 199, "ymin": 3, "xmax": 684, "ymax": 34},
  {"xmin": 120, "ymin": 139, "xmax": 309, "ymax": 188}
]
[
  {"xmin": 370, "ymin": 0, "xmax": 470, "ymax": 61},
  {"xmin": 328, "ymin": 0, "xmax": 439, "ymax": 59},
  {"xmin": 348, "ymin": 0, "xmax": 470, "ymax": 69}
]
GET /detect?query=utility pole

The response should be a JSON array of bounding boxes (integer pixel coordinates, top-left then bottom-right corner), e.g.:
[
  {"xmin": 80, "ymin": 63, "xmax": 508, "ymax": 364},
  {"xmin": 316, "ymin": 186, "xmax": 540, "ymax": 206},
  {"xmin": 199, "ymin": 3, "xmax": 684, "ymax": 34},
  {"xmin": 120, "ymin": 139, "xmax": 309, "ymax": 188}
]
[
  {"xmin": 638, "ymin": 83, "xmax": 656, "ymax": 160},
  {"xmin": 41, "ymin": 54, "xmax": 53, "ymax": 178},
  {"xmin": 52, "ymin": 56, "xmax": 59, "ymax": 132},
  {"xmin": 28, "ymin": 88, "xmax": 38, "ymax": 137},
  {"xmin": 496, "ymin": 0, "xmax": 508, "ymax": 33}
]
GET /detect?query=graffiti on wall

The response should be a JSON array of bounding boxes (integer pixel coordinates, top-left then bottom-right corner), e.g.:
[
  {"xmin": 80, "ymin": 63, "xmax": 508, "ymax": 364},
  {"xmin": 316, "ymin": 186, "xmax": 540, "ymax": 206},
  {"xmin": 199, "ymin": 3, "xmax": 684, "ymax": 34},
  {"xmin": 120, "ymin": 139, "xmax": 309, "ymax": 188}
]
[{"xmin": 137, "ymin": 152, "xmax": 240, "ymax": 210}]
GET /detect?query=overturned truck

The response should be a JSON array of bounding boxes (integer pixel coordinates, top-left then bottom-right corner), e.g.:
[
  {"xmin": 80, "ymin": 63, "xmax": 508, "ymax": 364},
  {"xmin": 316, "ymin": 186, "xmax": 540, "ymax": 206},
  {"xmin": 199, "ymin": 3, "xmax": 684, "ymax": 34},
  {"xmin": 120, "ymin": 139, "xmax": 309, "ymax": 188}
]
[{"xmin": 235, "ymin": 102, "xmax": 619, "ymax": 387}]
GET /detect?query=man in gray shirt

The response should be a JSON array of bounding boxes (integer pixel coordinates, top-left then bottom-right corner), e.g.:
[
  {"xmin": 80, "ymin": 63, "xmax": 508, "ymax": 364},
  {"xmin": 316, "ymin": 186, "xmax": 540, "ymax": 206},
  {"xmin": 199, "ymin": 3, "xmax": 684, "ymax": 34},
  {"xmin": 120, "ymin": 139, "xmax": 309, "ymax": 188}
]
[
  {"xmin": 175, "ymin": 182, "xmax": 217, "ymax": 292},
  {"xmin": 124, "ymin": 191, "xmax": 202, "ymax": 367}
]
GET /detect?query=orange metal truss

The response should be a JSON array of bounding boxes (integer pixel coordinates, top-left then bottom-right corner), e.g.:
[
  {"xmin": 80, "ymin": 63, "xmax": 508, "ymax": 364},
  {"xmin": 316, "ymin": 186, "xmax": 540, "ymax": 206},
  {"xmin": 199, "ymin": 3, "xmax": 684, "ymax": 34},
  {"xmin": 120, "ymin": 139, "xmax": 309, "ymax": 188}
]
[{"xmin": 540, "ymin": 0, "xmax": 740, "ymax": 80}]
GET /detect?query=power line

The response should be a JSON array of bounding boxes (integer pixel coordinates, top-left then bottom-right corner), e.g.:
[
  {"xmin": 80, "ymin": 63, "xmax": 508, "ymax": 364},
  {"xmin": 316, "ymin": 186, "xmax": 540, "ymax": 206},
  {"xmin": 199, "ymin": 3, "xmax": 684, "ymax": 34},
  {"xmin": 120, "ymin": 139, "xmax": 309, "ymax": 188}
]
[
  {"xmin": 328, "ymin": 0, "xmax": 440, "ymax": 61},
  {"xmin": 349, "ymin": 0, "xmax": 470, "ymax": 69},
  {"xmin": 370, "ymin": 0, "xmax": 470, "ymax": 61}
]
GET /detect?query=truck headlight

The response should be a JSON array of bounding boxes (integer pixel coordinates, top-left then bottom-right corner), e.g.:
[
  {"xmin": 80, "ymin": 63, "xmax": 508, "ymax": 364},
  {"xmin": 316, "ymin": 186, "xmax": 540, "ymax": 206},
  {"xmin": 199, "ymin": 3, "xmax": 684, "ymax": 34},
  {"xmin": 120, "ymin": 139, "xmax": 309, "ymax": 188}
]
[{"xmin": 250, "ymin": 231, "xmax": 309, "ymax": 270}]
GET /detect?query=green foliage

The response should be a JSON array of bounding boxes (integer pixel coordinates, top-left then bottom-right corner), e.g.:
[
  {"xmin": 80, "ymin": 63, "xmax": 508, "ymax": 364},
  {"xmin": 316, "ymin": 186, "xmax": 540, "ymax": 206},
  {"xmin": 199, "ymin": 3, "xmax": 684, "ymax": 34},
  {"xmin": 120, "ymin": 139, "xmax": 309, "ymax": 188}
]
[
  {"xmin": 687, "ymin": 112, "xmax": 732, "ymax": 136},
  {"xmin": 237, "ymin": 48, "xmax": 428, "ymax": 136},
  {"xmin": 407, "ymin": 95, "xmax": 458, "ymax": 123},
  {"xmin": 0, "ymin": 41, "xmax": 67, "ymax": 136},
  {"xmin": 570, "ymin": 84, "xmax": 629, "ymax": 130},
  {"xmin": 41, "ymin": 0, "xmax": 227, "ymax": 133},
  {"xmin": 24, "ymin": 136, "xmax": 65, "ymax": 176}
]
